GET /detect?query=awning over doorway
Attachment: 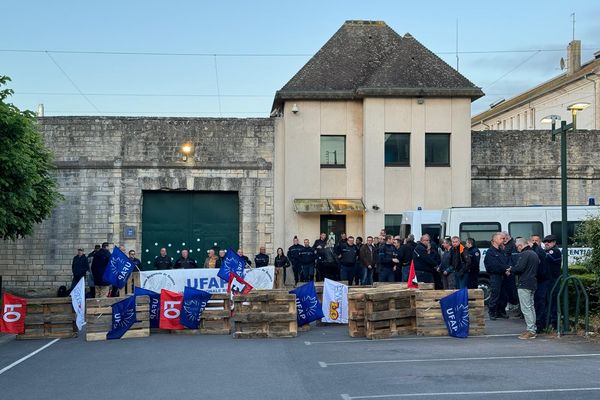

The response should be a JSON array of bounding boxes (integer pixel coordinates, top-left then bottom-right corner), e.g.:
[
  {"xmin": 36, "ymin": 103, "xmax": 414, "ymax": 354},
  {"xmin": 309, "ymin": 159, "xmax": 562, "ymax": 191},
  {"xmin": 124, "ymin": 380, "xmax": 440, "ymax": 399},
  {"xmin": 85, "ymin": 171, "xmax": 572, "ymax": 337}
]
[{"xmin": 293, "ymin": 199, "xmax": 366, "ymax": 213}]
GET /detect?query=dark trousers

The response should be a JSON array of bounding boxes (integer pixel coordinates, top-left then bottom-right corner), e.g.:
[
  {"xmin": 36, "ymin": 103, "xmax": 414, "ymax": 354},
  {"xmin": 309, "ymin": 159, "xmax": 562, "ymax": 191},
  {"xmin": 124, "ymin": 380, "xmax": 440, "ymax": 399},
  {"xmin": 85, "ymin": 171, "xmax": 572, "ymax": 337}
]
[
  {"xmin": 548, "ymin": 277, "xmax": 560, "ymax": 327},
  {"xmin": 292, "ymin": 263, "xmax": 301, "ymax": 284},
  {"xmin": 301, "ymin": 263, "xmax": 315, "ymax": 282},
  {"xmin": 535, "ymin": 280, "xmax": 550, "ymax": 331},
  {"xmin": 455, "ymin": 273, "xmax": 469, "ymax": 289},
  {"xmin": 489, "ymin": 274, "xmax": 508, "ymax": 316},
  {"xmin": 315, "ymin": 261, "xmax": 326, "ymax": 282},
  {"xmin": 341, "ymin": 264, "xmax": 356, "ymax": 286},
  {"xmin": 468, "ymin": 271, "xmax": 479, "ymax": 289},
  {"xmin": 394, "ymin": 265, "xmax": 403, "ymax": 282},
  {"xmin": 504, "ymin": 274, "xmax": 519, "ymax": 305},
  {"xmin": 378, "ymin": 268, "xmax": 395, "ymax": 283},
  {"xmin": 416, "ymin": 270, "xmax": 434, "ymax": 283}
]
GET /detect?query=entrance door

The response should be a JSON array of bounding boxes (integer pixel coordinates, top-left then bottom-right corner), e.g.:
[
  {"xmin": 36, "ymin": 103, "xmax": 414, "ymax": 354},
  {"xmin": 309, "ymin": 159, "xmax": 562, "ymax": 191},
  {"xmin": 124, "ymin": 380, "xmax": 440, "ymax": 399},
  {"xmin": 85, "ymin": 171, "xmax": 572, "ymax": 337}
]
[
  {"xmin": 141, "ymin": 191, "xmax": 239, "ymax": 269},
  {"xmin": 320, "ymin": 215, "xmax": 346, "ymax": 245}
]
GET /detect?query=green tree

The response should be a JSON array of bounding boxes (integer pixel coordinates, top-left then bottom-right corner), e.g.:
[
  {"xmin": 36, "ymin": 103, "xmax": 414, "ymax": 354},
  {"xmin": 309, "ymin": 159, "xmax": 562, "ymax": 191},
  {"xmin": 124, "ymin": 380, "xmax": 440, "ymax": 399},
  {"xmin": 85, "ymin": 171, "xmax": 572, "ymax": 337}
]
[
  {"xmin": 576, "ymin": 215, "xmax": 600, "ymax": 279},
  {"xmin": 0, "ymin": 75, "xmax": 63, "ymax": 240}
]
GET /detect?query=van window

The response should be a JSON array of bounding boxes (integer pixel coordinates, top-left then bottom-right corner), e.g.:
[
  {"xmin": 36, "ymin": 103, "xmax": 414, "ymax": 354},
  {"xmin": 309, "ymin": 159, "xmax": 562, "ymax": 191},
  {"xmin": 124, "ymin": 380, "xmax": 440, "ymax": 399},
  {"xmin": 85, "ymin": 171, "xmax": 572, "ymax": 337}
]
[
  {"xmin": 385, "ymin": 214, "xmax": 402, "ymax": 236},
  {"xmin": 508, "ymin": 222, "xmax": 543, "ymax": 239},
  {"xmin": 550, "ymin": 221, "xmax": 585, "ymax": 246},
  {"xmin": 459, "ymin": 222, "xmax": 501, "ymax": 248},
  {"xmin": 422, "ymin": 224, "xmax": 441, "ymax": 245}
]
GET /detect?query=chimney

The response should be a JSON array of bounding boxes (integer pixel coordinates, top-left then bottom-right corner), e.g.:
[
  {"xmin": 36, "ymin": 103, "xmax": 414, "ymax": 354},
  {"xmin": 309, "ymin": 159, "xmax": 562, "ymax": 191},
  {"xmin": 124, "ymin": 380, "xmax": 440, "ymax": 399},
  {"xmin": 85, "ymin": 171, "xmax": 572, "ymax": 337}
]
[
  {"xmin": 36, "ymin": 104, "xmax": 44, "ymax": 117},
  {"xmin": 567, "ymin": 40, "xmax": 581, "ymax": 75}
]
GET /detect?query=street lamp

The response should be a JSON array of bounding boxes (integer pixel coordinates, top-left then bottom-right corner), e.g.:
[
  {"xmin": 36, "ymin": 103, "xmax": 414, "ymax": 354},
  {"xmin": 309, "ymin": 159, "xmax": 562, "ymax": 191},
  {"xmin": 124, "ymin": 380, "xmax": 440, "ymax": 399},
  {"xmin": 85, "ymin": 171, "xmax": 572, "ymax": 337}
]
[
  {"xmin": 541, "ymin": 104, "xmax": 589, "ymax": 334},
  {"xmin": 180, "ymin": 143, "xmax": 193, "ymax": 161}
]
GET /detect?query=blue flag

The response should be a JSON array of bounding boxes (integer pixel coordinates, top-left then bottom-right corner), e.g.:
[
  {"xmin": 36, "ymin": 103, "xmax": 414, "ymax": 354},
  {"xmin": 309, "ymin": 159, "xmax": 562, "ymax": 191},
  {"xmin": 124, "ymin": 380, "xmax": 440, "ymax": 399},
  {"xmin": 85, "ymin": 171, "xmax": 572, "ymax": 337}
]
[
  {"xmin": 180, "ymin": 286, "xmax": 212, "ymax": 329},
  {"xmin": 134, "ymin": 287, "xmax": 160, "ymax": 329},
  {"xmin": 217, "ymin": 249, "xmax": 245, "ymax": 282},
  {"xmin": 439, "ymin": 288, "xmax": 470, "ymax": 338},
  {"xmin": 103, "ymin": 246, "xmax": 135, "ymax": 289},
  {"xmin": 107, "ymin": 296, "xmax": 137, "ymax": 340},
  {"xmin": 289, "ymin": 281, "xmax": 324, "ymax": 326}
]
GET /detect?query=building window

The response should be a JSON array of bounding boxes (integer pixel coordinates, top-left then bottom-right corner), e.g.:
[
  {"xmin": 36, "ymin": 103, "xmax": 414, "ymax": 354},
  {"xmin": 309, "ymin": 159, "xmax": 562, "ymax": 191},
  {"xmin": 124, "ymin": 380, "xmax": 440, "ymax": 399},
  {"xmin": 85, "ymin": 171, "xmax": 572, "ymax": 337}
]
[
  {"xmin": 384, "ymin": 133, "xmax": 410, "ymax": 166},
  {"xmin": 320, "ymin": 135, "xmax": 346, "ymax": 168},
  {"xmin": 425, "ymin": 133, "xmax": 450, "ymax": 166},
  {"xmin": 385, "ymin": 214, "xmax": 402, "ymax": 236}
]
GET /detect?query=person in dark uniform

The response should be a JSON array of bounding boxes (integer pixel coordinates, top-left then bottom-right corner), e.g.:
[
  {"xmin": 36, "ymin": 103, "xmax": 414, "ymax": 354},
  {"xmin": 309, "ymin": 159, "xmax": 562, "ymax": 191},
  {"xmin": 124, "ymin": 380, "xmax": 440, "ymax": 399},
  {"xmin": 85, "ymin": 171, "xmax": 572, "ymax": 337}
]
[
  {"xmin": 392, "ymin": 237, "xmax": 403, "ymax": 282},
  {"xmin": 503, "ymin": 232, "xmax": 521, "ymax": 310},
  {"xmin": 531, "ymin": 235, "xmax": 549, "ymax": 332},
  {"xmin": 174, "ymin": 249, "xmax": 197, "ymax": 269},
  {"xmin": 287, "ymin": 236, "xmax": 304, "ymax": 286},
  {"xmin": 69, "ymin": 248, "xmax": 89, "ymax": 293},
  {"xmin": 254, "ymin": 246, "xmax": 270, "ymax": 268},
  {"xmin": 412, "ymin": 235, "xmax": 439, "ymax": 284},
  {"xmin": 339, "ymin": 236, "xmax": 360, "ymax": 286},
  {"xmin": 485, "ymin": 233, "xmax": 510, "ymax": 320},
  {"xmin": 466, "ymin": 238, "xmax": 481, "ymax": 289},
  {"xmin": 237, "ymin": 249, "xmax": 252, "ymax": 268},
  {"xmin": 313, "ymin": 233, "xmax": 328, "ymax": 281},
  {"xmin": 544, "ymin": 235, "xmax": 562, "ymax": 328},
  {"xmin": 399, "ymin": 234, "xmax": 417, "ymax": 282},
  {"xmin": 378, "ymin": 235, "xmax": 396, "ymax": 283},
  {"xmin": 154, "ymin": 248, "xmax": 173, "ymax": 269},
  {"xmin": 128, "ymin": 249, "xmax": 142, "ymax": 270},
  {"xmin": 298, "ymin": 239, "xmax": 316, "ymax": 282},
  {"xmin": 91, "ymin": 242, "xmax": 112, "ymax": 298}
]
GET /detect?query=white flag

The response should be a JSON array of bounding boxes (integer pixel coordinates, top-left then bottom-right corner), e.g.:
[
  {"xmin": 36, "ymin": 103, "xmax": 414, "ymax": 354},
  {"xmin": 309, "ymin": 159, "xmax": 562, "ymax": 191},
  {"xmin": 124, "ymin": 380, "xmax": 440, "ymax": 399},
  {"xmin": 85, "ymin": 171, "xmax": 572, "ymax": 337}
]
[
  {"xmin": 321, "ymin": 278, "xmax": 348, "ymax": 324},
  {"xmin": 70, "ymin": 277, "xmax": 86, "ymax": 330}
]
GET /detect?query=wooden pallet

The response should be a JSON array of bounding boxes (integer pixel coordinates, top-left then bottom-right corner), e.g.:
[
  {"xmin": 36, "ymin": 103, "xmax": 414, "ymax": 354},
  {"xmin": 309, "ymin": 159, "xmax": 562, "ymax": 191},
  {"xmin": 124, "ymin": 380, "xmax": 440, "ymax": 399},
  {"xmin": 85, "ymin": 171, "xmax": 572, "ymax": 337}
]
[
  {"xmin": 348, "ymin": 291, "xmax": 367, "ymax": 337},
  {"xmin": 17, "ymin": 298, "xmax": 77, "ymax": 340},
  {"xmin": 364, "ymin": 290, "xmax": 416, "ymax": 339},
  {"xmin": 171, "ymin": 294, "xmax": 231, "ymax": 335},
  {"xmin": 231, "ymin": 290, "xmax": 297, "ymax": 338},
  {"xmin": 415, "ymin": 289, "xmax": 485, "ymax": 336},
  {"xmin": 85, "ymin": 296, "xmax": 150, "ymax": 341}
]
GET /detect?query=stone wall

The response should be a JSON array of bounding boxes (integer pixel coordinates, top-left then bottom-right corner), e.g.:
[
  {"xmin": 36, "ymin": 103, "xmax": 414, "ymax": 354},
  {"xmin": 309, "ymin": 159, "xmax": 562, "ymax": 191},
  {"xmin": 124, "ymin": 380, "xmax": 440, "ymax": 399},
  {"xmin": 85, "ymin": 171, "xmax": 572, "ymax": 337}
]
[
  {"xmin": 0, "ymin": 117, "xmax": 275, "ymax": 296},
  {"xmin": 472, "ymin": 130, "xmax": 600, "ymax": 206}
]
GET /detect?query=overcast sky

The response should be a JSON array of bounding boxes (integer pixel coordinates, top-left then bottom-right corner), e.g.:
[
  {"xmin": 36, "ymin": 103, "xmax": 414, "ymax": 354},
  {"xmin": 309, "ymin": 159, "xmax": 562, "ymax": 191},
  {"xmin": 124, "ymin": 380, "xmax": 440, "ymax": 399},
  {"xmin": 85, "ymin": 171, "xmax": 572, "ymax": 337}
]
[{"xmin": 3, "ymin": 0, "xmax": 599, "ymax": 118}]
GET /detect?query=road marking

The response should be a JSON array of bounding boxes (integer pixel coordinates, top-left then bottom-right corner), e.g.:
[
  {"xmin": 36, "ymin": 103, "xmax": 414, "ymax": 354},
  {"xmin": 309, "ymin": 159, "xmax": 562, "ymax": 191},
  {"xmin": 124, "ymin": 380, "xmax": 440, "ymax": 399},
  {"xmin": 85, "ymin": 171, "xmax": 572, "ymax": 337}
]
[
  {"xmin": 0, "ymin": 338, "xmax": 60, "ymax": 376},
  {"xmin": 320, "ymin": 353, "xmax": 600, "ymax": 367},
  {"xmin": 340, "ymin": 387, "xmax": 600, "ymax": 399},
  {"xmin": 305, "ymin": 334, "xmax": 519, "ymax": 345}
]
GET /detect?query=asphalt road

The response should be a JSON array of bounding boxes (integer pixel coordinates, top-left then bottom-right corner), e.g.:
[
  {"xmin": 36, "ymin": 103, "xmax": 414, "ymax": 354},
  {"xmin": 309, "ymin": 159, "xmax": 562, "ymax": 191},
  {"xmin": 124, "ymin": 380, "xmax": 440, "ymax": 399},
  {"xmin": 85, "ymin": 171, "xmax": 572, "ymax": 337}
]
[{"xmin": 2, "ymin": 318, "xmax": 600, "ymax": 399}]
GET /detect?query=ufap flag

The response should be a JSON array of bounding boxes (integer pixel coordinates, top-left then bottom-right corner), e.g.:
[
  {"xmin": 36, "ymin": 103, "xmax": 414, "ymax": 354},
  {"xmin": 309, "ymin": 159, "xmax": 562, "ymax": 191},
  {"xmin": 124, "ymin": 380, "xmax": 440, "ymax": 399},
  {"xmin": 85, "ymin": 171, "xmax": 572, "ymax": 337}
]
[
  {"xmin": 70, "ymin": 277, "xmax": 86, "ymax": 330},
  {"xmin": 135, "ymin": 287, "xmax": 161, "ymax": 329},
  {"xmin": 227, "ymin": 272, "xmax": 253, "ymax": 296},
  {"xmin": 0, "ymin": 293, "xmax": 27, "ymax": 334},
  {"xmin": 103, "ymin": 246, "xmax": 136, "ymax": 289},
  {"xmin": 159, "ymin": 289, "xmax": 184, "ymax": 330},
  {"xmin": 106, "ymin": 296, "xmax": 137, "ymax": 340},
  {"xmin": 321, "ymin": 279, "xmax": 348, "ymax": 324},
  {"xmin": 439, "ymin": 288, "xmax": 470, "ymax": 338},
  {"xmin": 407, "ymin": 260, "xmax": 418, "ymax": 289},
  {"xmin": 180, "ymin": 286, "xmax": 212, "ymax": 329},
  {"xmin": 290, "ymin": 281, "xmax": 324, "ymax": 326},
  {"xmin": 217, "ymin": 249, "xmax": 245, "ymax": 282}
]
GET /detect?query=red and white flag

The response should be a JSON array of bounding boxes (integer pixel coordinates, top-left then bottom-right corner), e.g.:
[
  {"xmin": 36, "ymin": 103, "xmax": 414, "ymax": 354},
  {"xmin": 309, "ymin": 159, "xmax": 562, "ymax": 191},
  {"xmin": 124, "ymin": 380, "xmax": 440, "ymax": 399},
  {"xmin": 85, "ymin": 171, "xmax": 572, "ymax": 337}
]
[
  {"xmin": 0, "ymin": 293, "xmax": 27, "ymax": 334},
  {"xmin": 407, "ymin": 260, "xmax": 419, "ymax": 289},
  {"xmin": 159, "ymin": 289, "xmax": 184, "ymax": 330}
]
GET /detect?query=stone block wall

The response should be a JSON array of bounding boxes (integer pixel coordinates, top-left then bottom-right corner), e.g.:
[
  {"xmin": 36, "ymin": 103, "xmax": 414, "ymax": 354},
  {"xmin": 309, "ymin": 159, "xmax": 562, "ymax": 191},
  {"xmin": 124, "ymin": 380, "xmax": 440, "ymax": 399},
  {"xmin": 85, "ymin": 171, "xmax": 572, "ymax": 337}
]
[
  {"xmin": 0, "ymin": 117, "xmax": 275, "ymax": 296},
  {"xmin": 472, "ymin": 130, "xmax": 600, "ymax": 206}
]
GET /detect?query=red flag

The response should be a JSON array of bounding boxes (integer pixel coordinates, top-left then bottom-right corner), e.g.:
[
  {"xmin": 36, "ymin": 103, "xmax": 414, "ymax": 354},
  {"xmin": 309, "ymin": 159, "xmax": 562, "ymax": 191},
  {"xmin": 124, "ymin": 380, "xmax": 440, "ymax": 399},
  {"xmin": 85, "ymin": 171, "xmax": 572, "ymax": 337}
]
[
  {"xmin": 407, "ymin": 260, "xmax": 418, "ymax": 289},
  {"xmin": 227, "ymin": 272, "xmax": 253, "ymax": 296},
  {"xmin": 1, "ymin": 293, "xmax": 27, "ymax": 334},
  {"xmin": 159, "ymin": 289, "xmax": 184, "ymax": 330}
]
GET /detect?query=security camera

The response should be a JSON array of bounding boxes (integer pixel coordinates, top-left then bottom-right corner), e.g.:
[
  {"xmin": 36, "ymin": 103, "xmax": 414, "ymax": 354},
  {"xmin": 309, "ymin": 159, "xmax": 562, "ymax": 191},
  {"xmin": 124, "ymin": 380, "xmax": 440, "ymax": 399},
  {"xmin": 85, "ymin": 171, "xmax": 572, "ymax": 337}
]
[{"xmin": 372, "ymin": 204, "xmax": 380, "ymax": 211}]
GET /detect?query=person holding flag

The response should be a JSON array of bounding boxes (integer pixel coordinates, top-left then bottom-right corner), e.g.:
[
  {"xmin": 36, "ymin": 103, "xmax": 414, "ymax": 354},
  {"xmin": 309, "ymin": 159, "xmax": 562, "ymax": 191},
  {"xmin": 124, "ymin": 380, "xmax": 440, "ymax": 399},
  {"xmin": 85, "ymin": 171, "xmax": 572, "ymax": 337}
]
[{"xmin": 91, "ymin": 242, "xmax": 112, "ymax": 298}]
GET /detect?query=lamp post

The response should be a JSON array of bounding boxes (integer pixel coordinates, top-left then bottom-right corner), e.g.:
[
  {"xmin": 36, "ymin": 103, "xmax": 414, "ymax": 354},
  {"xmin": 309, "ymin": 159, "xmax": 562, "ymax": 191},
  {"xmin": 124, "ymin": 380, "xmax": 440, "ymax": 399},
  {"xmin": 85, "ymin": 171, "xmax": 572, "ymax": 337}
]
[{"xmin": 541, "ymin": 102, "xmax": 589, "ymax": 333}]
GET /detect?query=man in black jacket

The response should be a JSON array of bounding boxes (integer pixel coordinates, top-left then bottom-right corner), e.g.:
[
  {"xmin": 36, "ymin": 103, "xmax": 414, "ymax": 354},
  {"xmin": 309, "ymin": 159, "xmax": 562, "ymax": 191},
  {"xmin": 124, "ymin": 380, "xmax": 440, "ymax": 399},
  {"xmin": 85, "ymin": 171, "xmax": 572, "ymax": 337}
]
[
  {"xmin": 399, "ymin": 234, "xmax": 417, "ymax": 282},
  {"xmin": 154, "ymin": 247, "xmax": 173, "ymax": 270},
  {"xmin": 466, "ymin": 238, "xmax": 481, "ymax": 289},
  {"xmin": 378, "ymin": 235, "xmax": 396, "ymax": 282},
  {"xmin": 174, "ymin": 249, "xmax": 198, "ymax": 269},
  {"xmin": 544, "ymin": 235, "xmax": 562, "ymax": 328},
  {"xmin": 254, "ymin": 246, "xmax": 270, "ymax": 268},
  {"xmin": 313, "ymin": 233, "xmax": 328, "ymax": 281},
  {"xmin": 69, "ymin": 248, "xmax": 89, "ymax": 293},
  {"xmin": 484, "ymin": 233, "xmax": 510, "ymax": 320},
  {"xmin": 287, "ymin": 237, "xmax": 304, "ymax": 286},
  {"xmin": 450, "ymin": 237, "xmax": 471, "ymax": 289},
  {"xmin": 531, "ymin": 235, "xmax": 549, "ymax": 332},
  {"xmin": 298, "ymin": 239, "xmax": 316, "ymax": 282},
  {"xmin": 339, "ymin": 236, "xmax": 360, "ymax": 286},
  {"xmin": 412, "ymin": 235, "xmax": 438, "ymax": 283},
  {"xmin": 513, "ymin": 238, "xmax": 539, "ymax": 339},
  {"xmin": 91, "ymin": 242, "xmax": 112, "ymax": 298}
]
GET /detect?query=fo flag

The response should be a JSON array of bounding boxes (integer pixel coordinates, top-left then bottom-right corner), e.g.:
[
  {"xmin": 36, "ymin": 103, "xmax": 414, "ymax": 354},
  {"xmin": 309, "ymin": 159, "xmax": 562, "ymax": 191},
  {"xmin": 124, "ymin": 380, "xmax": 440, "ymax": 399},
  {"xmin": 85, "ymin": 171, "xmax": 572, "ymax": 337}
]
[
  {"xmin": 107, "ymin": 296, "xmax": 137, "ymax": 340},
  {"xmin": 0, "ymin": 293, "xmax": 27, "ymax": 334},
  {"xmin": 407, "ymin": 260, "xmax": 418, "ymax": 289},
  {"xmin": 70, "ymin": 277, "xmax": 86, "ymax": 330},
  {"xmin": 440, "ymin": 288, "xmax": 470, "ymax": 338},
  {"xmin": 103, "ymin": 246, "xmax": 135, "ymax": 289},
  {"xmin": 159, "ymin": 289, "xmax": 184, "ymax": 330},
  {"xmin": 290, "ymin": 282, "xmax": 324, "ymax": 326},
  {"xmin": 181, "ymin": 287, "xmax": 212, "ymax": 329},
  {"xmin": 135, "ymin": 287, "xmax": 160, "ymax": 329},
  {"xmin": 321, "ymin": 279, "xmax": 348, "ymax": 324},
  {"xmin": 227, "ymin": 272, "xmax": 253, "ymax": 296},
  {"xmin": 217, "ymin": 249, "xmax": 245, "ymax": 282}
]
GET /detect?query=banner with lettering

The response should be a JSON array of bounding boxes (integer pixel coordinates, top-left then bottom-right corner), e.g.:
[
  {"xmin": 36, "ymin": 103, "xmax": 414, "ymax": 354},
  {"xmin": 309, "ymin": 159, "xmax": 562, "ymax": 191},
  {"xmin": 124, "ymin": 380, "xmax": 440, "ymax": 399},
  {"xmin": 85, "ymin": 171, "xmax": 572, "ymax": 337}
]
[
  {"xmin": 180, "ymin": 287, "xmax": 212, "ymax": 329},
  {"xmin": 134, "ymin": 287, "xmax": 161, "ymax": 329},
  {"xmin": 440, "ymin": 288, "xmax": 470, "ymax": 338},
  {"xmin": 321, "ymin": 279, "xmax": 348, "ymax": 324},
  {"xmin": 106, "ymin": 296, "xmax": 137, "ymax": 340},
  {"xmin": 289, "ymin": 282, "xmax": 324, "ymax": 326},
  {"xmin": 159, "ymin": 289, "xmax": 184, "ymax": 330},
  {"xmin": 0, "ymin": 293, "xmax": 27, "ymax": 334},
  {"xmin": 103, "ymin": 246, "xmax": 135, "ymax": 289}
]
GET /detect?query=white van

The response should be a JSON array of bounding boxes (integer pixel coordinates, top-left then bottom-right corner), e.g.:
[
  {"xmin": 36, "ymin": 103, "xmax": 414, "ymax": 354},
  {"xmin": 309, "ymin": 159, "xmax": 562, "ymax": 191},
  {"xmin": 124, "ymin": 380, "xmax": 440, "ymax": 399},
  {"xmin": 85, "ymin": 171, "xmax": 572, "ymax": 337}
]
[{"xmin": 399, "ymin": 209, "xmax": 443, "ymax": 245}]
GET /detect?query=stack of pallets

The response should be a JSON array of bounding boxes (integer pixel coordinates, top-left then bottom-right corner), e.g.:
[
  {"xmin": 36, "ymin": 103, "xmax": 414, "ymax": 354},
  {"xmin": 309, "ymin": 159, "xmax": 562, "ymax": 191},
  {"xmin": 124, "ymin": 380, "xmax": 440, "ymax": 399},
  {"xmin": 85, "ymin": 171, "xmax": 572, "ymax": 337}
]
[
  {"xmin": 364, "ymin": 290, "xmax": 416, "ymax": 339},
  {"xmin": 415, "ymin": 289, "xmax": 485, "ymax": 336},
  {"xmin": 231, "ymin": 290, "xmax": 297, "ymax": 338},
  {"xmin": 85, "ymin": 296, "xmax": 150, "ymax": 341},
  {"xmin": 17, "ymin": 298, "xmax": 77, "ymax": 340},
  {"xmin": 171, "ymin": 294, "xmax": 231, "ymax": 335}
]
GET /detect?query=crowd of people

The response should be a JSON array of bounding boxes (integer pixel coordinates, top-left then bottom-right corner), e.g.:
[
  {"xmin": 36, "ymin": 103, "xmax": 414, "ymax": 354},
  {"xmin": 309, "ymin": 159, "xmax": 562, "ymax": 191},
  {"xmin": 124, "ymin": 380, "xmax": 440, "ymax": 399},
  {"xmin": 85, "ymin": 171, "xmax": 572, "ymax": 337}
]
[{"xmin": 70, "ymin": 228, "xmax": 561, "ymax": 339}]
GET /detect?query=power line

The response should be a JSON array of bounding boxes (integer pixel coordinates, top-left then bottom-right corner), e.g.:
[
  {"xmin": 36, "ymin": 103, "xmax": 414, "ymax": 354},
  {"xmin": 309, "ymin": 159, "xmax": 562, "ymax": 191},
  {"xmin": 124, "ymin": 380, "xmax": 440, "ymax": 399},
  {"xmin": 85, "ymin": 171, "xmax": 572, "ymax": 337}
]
[
  {"xmin": 15, "ymin": 91, "xmax": 272, "ymax": 97},
  {"xmin": 483, "ymin": 51, "xmax": 542, "ymax": 88},
  {"xmin": 213, "ymin": 55, "xmax": 222, "ymax": 117},
  {"xmin": 45, "ymin": 51, "xmax": 101, "ymax": 114}
]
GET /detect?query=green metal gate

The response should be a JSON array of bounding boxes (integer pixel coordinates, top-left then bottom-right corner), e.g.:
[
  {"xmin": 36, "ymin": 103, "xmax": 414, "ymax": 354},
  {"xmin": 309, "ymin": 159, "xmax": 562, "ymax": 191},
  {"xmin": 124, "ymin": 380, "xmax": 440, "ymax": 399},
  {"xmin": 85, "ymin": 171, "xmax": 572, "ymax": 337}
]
[{"xmin": 141, "ymin": 191, "xmax": 239, "ymax": 269}]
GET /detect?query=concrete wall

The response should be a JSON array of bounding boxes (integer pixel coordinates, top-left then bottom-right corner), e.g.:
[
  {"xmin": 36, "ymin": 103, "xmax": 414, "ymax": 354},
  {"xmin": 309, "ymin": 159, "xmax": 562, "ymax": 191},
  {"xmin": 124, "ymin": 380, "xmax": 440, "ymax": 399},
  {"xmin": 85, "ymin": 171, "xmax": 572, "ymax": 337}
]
[
  {"xmin": 472, "ymin": 76, "xmax": 600, "ymax": 131},
  {"xmin": 472, "ymin": 130, "xmax": 600, "ymax": 206},
  {"xmin": 0, "ymin": 117, "xmax": 275, "ymax": 296}
]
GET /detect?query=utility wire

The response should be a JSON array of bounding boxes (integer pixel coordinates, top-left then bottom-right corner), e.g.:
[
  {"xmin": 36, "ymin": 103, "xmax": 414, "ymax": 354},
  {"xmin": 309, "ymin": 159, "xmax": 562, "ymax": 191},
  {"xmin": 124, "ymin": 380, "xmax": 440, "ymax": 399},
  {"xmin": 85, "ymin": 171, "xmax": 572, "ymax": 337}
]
[
  {"xmin": 213, "ymin": 55, "xmax": 222, "ymax": 117},
  {"xmin": 483, "ymin": 51, "xmax": 542, "ymax": 88},
  {"xmin": 45, "ymin": 51, "xmax": 101, "ymax": 114},
  {"xmin": 16, "ymin": 91, "xmax": 272, "ymax": 97}
]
